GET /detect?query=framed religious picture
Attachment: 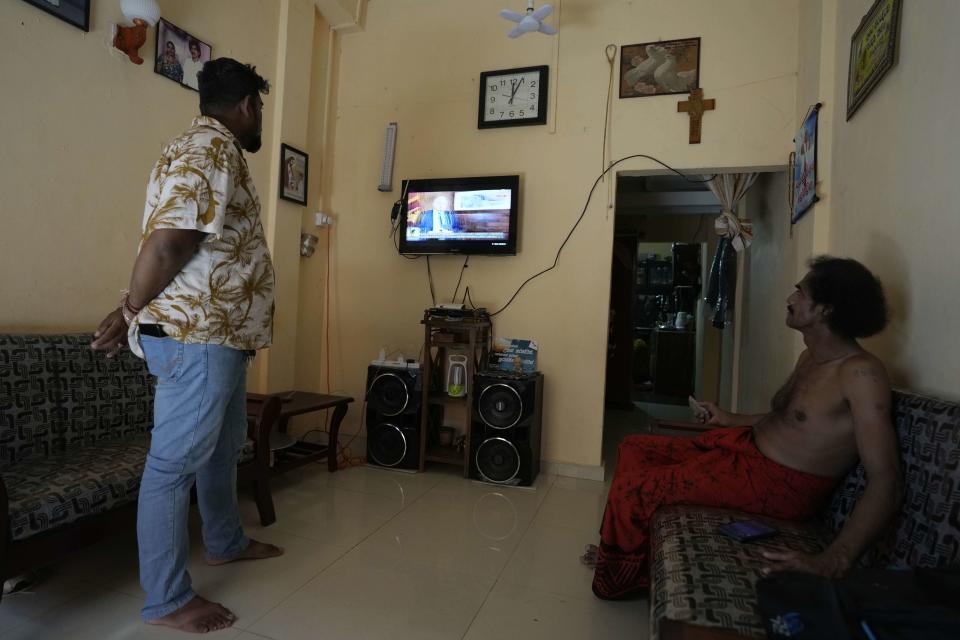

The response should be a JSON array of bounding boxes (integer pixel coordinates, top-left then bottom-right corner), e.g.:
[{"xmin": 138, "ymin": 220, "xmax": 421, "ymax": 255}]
[
  {"xmin": 21, "ymin": 0, "xmax": 91, "ymax": 32},
  {"xmin": 280, "ymin": 144, "xmax": 308, "ymax": 206},
  {"xmin": 792, "ymin": 104, "xmax": 821, "ymax": 223},
  {"xmin": 846, "ymin": 0, "xmax": 902, "ymax": 120},
  {"xmin": 620, "ymin": 37, "xmax": 700, "ymax": 98},
  {"xmin": 154, "ymin": 18, "xmax": 213, "ymax": 92}
]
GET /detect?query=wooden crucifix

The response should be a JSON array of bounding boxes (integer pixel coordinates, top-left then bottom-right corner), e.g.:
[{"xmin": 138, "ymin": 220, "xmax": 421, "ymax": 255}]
[{"xmin": 677, "ymin": 88, "xmax": 716, "ymax": 144}]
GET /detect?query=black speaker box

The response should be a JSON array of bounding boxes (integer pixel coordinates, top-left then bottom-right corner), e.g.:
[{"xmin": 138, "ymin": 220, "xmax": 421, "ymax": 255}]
[
  {"xmin": 470, "ymin": 371, "xmax": 543, "ymax": 486},
  {"xmin": 366, "ymin": 365, "xmax": 421, "ymax": 470}
]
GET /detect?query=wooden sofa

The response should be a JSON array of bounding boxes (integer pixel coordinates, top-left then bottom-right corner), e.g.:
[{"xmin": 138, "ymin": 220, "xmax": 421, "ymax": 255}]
[
  {"xmin": 0, "ymin": 333, "xmax": 279, "ymax": 597},
  {"xmin": 647, "ymin": 390, "xmax": 960, "ymax": 638}
]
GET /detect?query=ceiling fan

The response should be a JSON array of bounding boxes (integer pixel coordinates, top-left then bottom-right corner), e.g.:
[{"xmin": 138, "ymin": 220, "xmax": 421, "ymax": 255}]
[{"xmin": 500, "ymin": 1, "xmax": 557, "ymax": 38}]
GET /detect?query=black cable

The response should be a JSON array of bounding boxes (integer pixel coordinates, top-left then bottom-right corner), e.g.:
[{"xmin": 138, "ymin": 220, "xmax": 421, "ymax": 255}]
[
  {"xmin": 489, "ymin": 155, "xmax": 717, "ymax": 317},
  {"xmin": 426, "ymin": 255, "xmax": 437, "ymax": 306},
  {"xmin": 451, "ymin": 256, "xmax": 469, "ymax": 303}
]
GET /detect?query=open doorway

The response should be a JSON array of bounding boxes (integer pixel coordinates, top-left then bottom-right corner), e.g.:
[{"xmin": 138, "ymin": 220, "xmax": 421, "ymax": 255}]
[{"xmin": 602, "ymin": 173, "xmax": 725, "ymax": 463}]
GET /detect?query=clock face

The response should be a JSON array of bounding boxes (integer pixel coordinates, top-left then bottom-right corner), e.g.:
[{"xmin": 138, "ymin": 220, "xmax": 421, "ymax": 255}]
[{"xmin": 478, "ymin": 65, "xmax": 548, "ymax": 129}]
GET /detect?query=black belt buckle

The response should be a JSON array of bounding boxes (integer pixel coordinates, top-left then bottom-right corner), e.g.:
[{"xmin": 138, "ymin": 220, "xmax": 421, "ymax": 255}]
[{"xmin": 140, "ymin": 324, "xmax": 167, "ymax": 338}]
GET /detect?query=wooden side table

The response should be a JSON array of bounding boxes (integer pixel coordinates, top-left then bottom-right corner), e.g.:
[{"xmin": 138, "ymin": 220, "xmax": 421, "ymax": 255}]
[{"xmin": 246, "ymin": 391, "xmax": 354, "ymax": 473}]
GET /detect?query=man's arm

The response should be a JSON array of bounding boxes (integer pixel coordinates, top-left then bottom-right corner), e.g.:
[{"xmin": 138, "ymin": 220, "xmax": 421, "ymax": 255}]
[
  {"xmin": 763, "ymin": 355, "xmax": 903, "ymax": 576},
  {"xmin": 91, "ymin": 229, "xmax": 205, "ymax": 355}
]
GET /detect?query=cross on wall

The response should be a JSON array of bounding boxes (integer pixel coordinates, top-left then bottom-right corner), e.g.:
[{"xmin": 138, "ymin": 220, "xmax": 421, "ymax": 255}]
[{"xmin": 677, "ymin": 88, "xmax": 716, "ymax": 144}]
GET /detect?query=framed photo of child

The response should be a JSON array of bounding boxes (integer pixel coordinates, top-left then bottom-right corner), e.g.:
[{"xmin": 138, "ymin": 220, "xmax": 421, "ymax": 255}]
[{"xmin": 280, "ymin": 144, "xmax": 308, "ymax": 206}]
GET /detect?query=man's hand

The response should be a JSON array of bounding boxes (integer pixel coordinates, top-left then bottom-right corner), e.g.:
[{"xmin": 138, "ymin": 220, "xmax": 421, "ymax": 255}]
[
  {"xmin": 698, "ymin": 401, "xmax": 734, "ymax": 426},
  {"xmin": 91, "ymin": 308, "xmax": 128, "ymax": 358},
  {"xmin": 760, "ymin": 549, "xmax": 850, "ymax": 578}
]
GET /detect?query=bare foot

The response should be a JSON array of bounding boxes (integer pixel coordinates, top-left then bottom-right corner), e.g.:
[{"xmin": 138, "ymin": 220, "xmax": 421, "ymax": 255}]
[
  {"xmin": 146, "ymin": 595, "xmax": 236, "ymax": 634},
  {"xmin": 580, "ymin": 543, "xmax": 598, "ymax": 568},
  {"xmin": 205, "ymin": 539, "xmax": 284, "ymax": 566}
]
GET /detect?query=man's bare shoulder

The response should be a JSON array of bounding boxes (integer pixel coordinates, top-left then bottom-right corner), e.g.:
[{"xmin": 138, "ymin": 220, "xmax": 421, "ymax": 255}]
[{"xmin": 840, "ymin": 352, "xmax": 890, "ymax": 387}]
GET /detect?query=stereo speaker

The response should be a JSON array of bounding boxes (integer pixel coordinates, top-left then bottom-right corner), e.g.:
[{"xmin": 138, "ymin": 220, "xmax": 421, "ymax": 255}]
[
  {"xmin": 365, "ymin": 365, "xmax": 421, "ymax": 470},
  {"xmin": 470, "ymin": 371, "xmax": 543, "ymax": 486}
]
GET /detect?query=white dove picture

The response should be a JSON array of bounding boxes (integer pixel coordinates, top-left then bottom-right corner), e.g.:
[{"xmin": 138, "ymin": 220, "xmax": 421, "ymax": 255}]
[
  {"xmin": 653, "ymin": 53, "xmax": 697, "ymax": 93},
  {"xmin": 624, "ymin": 44, "xmax": 665, "ymax": 86}
]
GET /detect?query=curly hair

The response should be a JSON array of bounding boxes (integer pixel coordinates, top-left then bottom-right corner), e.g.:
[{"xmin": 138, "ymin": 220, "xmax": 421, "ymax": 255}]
[
  {"xmin": 198, "ymin": 58, "xmax": 269, "ymax": 115},
  {"xmin": 806, "ymin": 256, "xmax": 888, "ymax": 339}
]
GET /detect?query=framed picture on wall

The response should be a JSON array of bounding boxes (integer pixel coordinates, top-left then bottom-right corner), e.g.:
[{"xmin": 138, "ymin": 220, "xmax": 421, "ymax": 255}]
[
  {"xmin": 846, "ymin": 0, "xmax": 902, "ymax": 120},
  {"xmin": 155, "ymin": 18, "xmax": 212, "ymax": 92},
  {"xmin": 619, "ymin": 37, "xmax": 700, "ymax": 98},
  {"xmin": 791, "ymin": 104, "xmax": 821, "ymax": 223},
  {"xmin": 21, "ymin": 0, "xmax": 91, "ymax": 32},
  {"xmin": 280, "ymin": 144, "xmax": 308, "ymax": 206}
]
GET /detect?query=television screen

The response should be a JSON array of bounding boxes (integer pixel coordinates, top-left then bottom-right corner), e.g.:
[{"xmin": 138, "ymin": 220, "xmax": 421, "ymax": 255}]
[{"xmin": 398, "ymin": 175, "xmax": 519, "ymax": 255}]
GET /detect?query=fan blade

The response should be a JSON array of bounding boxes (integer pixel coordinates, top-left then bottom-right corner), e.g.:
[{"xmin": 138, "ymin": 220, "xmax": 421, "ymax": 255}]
[
  {"xmin": 537, "ymin": 22, "xmax": 557, "ymax": 35},
  {"xmin": 507, "ymin": 26, "xmax": 524, "ymax": 38},
  {"xmin": 499, "ymin": 9, "xmax": 524, "ymax": 23},
  {"xmin": 531, "ymin": 3, "xmax": 553, "ymax": 20},
  {"xmin": 519, "ymin": 16, "xmax": 539, "ymax": 32}
]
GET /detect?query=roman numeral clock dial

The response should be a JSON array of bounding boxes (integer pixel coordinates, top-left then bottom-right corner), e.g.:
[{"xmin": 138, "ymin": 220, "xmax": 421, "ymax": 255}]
[{"xmin": 478, "ymin": 65, "xmax": 549, "ymax": 129}]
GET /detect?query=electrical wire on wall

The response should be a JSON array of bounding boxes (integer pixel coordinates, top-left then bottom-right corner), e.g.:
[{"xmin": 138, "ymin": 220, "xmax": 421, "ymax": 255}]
[{"xmin": 488, "ymin": 154, "xmax": 716, "ymax": 317}]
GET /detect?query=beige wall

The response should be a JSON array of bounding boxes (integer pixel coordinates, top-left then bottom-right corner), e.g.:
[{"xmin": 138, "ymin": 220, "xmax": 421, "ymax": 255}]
[
  {"xmin": 737, "ymin": 0, "xmax": 960, "ymax": 408},
  {"xmin": 304, "ymin": 0, "xmax": 800, "ymax": 469},
  {"xmin": 0, "ymin": 0, "xmax": 319, "ymax": 395}
]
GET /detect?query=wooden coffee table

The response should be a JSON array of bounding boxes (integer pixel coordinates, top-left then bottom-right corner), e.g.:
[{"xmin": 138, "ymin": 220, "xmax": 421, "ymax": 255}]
[{"xmin": 246, "ymin": 391, "xmax": 354, "ymax": 473}]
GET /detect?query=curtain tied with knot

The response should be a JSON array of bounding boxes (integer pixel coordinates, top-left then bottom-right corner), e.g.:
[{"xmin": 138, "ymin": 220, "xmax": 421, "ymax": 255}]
[{"xmin": 704, "ymin": 173, "xmax": 759, "ymax": 328}]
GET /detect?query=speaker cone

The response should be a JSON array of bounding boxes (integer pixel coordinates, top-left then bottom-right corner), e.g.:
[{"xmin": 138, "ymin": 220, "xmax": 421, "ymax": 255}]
[
  {"xmin": 475, "ymin": 437, "xmax": 521, "ymax": 484},
  {"xmin": 368, "ymin": 372, "xmax": 410, "ymax": 416},
  {"xmin": 368, "ymin": 423, "xmax": 408, "ymax": 467},
  {"xmin": 478, "ymin": 383, "xmax": 523, "ymax": 429}
]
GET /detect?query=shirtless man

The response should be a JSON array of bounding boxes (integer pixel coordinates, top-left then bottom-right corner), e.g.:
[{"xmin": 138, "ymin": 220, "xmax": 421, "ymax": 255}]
[{"xmin": 588, "ymin": 256, "xmax": 903, "ymax": 600}]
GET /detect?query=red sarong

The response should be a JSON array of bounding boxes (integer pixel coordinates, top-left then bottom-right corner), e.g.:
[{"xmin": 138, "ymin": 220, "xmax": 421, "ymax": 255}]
[{"xmin": 592, "ymin": 427, "xmax": 839, "ymax": 600}]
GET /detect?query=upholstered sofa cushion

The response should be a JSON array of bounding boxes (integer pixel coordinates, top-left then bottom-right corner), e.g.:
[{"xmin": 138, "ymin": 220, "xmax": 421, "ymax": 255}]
[
  {"xmin": 3, "ymin": 435, "xmax": 257, "ymax": 541},
  {"xmin": 0, "ymin": 335, "xmax": 62, "ymax": 465},
  {"xmin": 649, "ymin": 506, "xmax": 830, "ymax": 640}
]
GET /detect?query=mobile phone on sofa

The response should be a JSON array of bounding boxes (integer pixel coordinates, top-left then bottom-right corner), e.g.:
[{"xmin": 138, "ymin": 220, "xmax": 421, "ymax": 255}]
[{"xmin": 717, "ymin": 519, "xmax": 779, "ymax": 542}]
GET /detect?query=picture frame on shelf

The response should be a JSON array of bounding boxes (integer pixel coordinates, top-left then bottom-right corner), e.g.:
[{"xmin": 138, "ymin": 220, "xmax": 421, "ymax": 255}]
[
  {"xmin": 620, "ymin": 37, "xmax": 700, "ymax": 99},
  {"xmin": 21, "ymin": 0, "xmax": 90, "ymax": 32},
  {"xmin": 280, "ymin": 144, "xmax": 308, "ymax": 206},
  {"xmin": 154, "ymin": 18, "xmax": 212, "ymax": 92},
  {"xmin": 846, "ymin": 0, "xmax": 902, "ymax": 120}
]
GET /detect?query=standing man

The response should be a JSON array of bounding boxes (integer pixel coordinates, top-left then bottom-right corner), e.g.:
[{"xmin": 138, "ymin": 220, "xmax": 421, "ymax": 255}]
[
  {"xmin": 587, "ymin": 257, "xmax": 902, "ymax": 600},
  {"xmin": 92, "ymin": 58, "xmax": 282, "ymax": 634},
  {"xmin": 182, "ymin": 39, "xmax": 206, "ymax": 91}
]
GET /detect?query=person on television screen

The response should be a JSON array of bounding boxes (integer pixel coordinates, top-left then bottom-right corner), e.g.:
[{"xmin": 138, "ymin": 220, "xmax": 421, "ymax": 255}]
[
  {"xmin": 419, "ymin": 195, "xmax": 458, "ymax": 234},
  {"xmin": 585, "ymin": 257, "xmax": 902, "ymax": 601},
  {"xmin": 157, "ymin": 40, "xmax": 184, "ymax": 84},
  {"xmin": 182, "ymin": 39, "xmax": 205, "ymax": 91}
]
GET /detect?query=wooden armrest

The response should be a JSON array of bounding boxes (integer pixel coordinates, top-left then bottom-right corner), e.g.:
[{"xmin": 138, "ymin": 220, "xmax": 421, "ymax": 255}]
[{"xmin": 651, "ymin": 418, "xmax": 715, "ymax": 432}]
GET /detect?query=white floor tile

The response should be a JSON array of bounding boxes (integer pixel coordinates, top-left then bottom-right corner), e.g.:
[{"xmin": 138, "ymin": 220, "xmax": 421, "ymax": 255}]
[
  {"xmin": 464, "ymin": 582, "xmax": 649, "ymax": 640},
  {"xmin": 497, "ymin": 520, "xmax": 601, "ymax": 601},
  {"xmin": 249, "ymin": 557, "xmax": 492, "ymax": 640}
]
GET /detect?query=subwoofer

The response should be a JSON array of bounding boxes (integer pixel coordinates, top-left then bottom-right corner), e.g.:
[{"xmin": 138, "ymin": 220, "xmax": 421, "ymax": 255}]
[
  {"xmin": 470, "ymin": 371, "xmax": 543, "ymax": 486},
  {"xmin": 366, "ymin": 364, "xmax": 421, "ymax": 470}
]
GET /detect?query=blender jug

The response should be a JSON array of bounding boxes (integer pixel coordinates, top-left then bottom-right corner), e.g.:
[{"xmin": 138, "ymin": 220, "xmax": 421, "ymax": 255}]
[{"xmin": 446, "ymin": 355, "xmax": 467, "ymax": 397}]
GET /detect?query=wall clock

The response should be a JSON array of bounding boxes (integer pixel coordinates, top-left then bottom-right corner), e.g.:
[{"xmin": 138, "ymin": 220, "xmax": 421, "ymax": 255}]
[{"xmin": 478, "ymin": 65, "xmax": 549, "ymax": 129}]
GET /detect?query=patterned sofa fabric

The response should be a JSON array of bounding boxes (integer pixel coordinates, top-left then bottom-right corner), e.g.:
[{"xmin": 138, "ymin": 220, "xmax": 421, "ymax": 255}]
[
  {"xmin": 0, "ymin": 335, "xmax": 62, "ymax": 465},
  {"xmin": 649, "ymin": 506, "xmax": 829, "ymax": 639},
  {"xmin": 0, "ymin": 334, "xmax": 154, "ymax": 467},
  {"xmin": 649, "ymin": 390, "xmax": 960, "ymax": 639},
  {"xmin": 3, "ymin": 435, "xmax": 257, "ymax": 541}
]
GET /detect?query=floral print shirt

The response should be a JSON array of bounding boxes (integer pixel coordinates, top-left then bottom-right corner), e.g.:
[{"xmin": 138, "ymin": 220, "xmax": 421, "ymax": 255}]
[{"xmin": 128, "ymin": 116, "xmax": 275, "ymax": 356}]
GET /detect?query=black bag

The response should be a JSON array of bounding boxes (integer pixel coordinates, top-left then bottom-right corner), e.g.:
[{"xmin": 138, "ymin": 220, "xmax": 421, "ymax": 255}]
[{"xmin": 757, "ymin": 568, "xmax": 960, "ymax": 639}]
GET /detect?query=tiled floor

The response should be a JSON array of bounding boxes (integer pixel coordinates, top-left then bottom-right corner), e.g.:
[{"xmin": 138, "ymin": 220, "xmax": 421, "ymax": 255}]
[{"xmin": 0, "ymin": 464, "xmax": 648, "ymax": 639}]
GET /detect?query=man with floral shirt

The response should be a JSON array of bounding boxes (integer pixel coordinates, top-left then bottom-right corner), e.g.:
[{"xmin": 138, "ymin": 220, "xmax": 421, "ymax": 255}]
[{"xmin": 92, "ymin": 58, "xmax": 281, "ymax": 634}]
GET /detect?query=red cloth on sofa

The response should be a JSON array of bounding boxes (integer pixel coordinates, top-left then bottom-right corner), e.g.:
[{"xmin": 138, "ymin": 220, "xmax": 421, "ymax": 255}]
[{"xmin": 592, "ymin": 427, "xmax": 839, "ymax": 600}]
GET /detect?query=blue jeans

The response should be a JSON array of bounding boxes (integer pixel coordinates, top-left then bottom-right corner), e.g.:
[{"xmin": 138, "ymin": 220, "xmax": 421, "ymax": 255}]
[{"xmin": 138, "ymin": 337, "xmax": 251, "ymax": 620}]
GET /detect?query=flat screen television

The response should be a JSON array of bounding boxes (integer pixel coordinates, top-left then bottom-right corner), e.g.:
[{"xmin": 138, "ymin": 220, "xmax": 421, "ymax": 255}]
[{"xmin": 398, "ymin": 175, "xmax": 519, "ymax": 255}]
